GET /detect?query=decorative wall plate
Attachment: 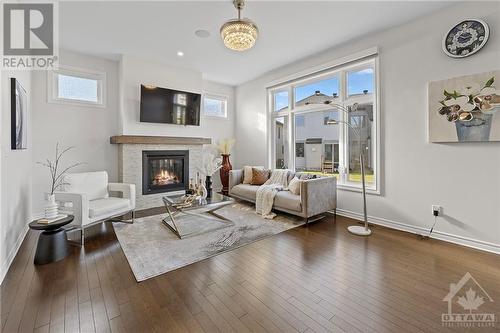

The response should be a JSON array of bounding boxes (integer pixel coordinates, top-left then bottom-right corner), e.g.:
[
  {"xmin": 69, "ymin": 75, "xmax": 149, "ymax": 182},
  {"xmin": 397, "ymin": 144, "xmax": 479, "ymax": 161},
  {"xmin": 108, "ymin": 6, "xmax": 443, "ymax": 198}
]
[{"xmin": 442, "ymin": 19, "xmax": 489, "ymax": 58}]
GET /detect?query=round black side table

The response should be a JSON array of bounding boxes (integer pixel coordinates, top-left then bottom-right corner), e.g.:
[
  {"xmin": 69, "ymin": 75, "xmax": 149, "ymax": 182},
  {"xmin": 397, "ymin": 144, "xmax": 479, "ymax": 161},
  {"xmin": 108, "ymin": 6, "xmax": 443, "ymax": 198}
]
[{"xmin": 29, "ymin": 215, "xmax": 74, "ymax": 265}]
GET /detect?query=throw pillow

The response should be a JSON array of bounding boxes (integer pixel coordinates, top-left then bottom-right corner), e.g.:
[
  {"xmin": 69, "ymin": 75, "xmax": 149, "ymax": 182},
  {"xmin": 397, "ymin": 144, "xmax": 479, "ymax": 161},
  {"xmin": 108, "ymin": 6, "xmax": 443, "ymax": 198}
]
[
  {"xmin": 243, "ymin": 165, "xmax": 263, "ymax": 184},
  {"xmin": 288, "ymin": 177, "xmax": 301, "ymax": 195},
  {"xmin": 299, "ymin": 173, "xmax": 317, "ymax": 180},
  {"xmin": 251, "ymin": 168, "xmax": 270, "ymax": 185}
]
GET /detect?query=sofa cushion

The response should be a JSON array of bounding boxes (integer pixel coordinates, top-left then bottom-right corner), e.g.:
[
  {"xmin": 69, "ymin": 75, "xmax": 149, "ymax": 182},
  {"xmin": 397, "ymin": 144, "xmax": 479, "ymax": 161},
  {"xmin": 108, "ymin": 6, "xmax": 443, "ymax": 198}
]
[
  {"xmin": 243, "ymin": 166, "xmax": 264, "ymax": 184},
  {"xmin": 89, "ymin": 197, "xmax": 130, "ymax": 219},
  {"xmin": 298, "ymin": 173, "xmax": 317, "ymax": 180},
  {"xmin": 64, "ymin": 171, "xmax": 109, "ymax": 201},
  {"xmin": 274, "ymin": 191, "xmax": 302, "ymax": 212},
  {"xmin": 288, "ymin": 177, "xmax": 301, "ymax": 195},
  {"xmin": 231, "ymin": 184, "xmax": 259, "ymax": 201},
  {"xmin": 251, "ymin": 168, "xmax": 270, "ymax": 185}
]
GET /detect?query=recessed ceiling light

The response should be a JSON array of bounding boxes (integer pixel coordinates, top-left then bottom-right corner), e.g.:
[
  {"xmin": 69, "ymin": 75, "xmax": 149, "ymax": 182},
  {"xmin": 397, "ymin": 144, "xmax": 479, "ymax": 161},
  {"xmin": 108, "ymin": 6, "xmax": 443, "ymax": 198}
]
[
  {"xmin": 177, "ymin": 51, "xmax": 184, "ymax": 57},
  {"xmin": 195, "ymin": 29, "xmax": 210, "ymax": 38}
]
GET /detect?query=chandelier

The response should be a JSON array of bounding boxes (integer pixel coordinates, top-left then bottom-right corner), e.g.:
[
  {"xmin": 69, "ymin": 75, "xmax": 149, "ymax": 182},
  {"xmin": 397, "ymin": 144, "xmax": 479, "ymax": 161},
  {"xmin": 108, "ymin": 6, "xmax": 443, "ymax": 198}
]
[{"xmin": 220, "ymin": 0, "xmax": 258, "ymax": 51}]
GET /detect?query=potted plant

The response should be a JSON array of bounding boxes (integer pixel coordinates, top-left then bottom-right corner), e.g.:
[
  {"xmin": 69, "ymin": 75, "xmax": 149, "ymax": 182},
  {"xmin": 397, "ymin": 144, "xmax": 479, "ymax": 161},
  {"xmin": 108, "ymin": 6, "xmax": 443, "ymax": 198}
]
[
  {"xmin": 37, "ymin": 143, "xmax": 82, "ymax": 218},
  {"xmin": 438, "ymin": 76, "xmax": 500, "ymax": 141},
  {"xmin": 217, "ymin": 138, "xmax": 235, "ymax": 195}
]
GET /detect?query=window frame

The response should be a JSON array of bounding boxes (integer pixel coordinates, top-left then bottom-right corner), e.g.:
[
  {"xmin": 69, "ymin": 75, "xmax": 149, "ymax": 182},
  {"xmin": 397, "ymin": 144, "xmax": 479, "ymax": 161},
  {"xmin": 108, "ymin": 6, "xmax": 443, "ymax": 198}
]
[
  {"xmin": 267, "ymin": 55, "xmax": 381, "ymax": 194},
  {"xmin": 202, "ymin": 93, "xmax": 228, "ymax": 118},
  {"xmin": 47, "ymin": 65, "xmax": 106, "ymax": 108},
  {"xmin": 272, "ymin": 89, "xmax": 290, "ymax": 112}
]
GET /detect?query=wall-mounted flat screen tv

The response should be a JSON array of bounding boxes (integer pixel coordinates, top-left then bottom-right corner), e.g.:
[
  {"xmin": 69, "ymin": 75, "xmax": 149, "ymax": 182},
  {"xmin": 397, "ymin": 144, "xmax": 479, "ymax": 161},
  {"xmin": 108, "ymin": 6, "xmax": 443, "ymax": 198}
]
[{"xmin": 140, "ymin": 85, "xmax": 201, "ymax": 126}]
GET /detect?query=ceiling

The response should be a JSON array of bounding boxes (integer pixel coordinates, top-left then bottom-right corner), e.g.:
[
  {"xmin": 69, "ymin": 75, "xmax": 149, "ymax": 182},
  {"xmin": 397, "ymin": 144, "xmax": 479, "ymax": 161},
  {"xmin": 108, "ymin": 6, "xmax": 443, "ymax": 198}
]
[{"xmin": 60, "ymin": 1, "xmax": 451, "ymax": 86}]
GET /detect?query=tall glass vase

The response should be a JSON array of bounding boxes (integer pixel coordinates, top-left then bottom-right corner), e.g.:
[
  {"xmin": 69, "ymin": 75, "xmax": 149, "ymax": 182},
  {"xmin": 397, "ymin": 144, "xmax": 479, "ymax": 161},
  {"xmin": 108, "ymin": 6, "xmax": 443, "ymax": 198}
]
[{"xmin": 219, "ymin": 154, "xmax": 232, "ymax": 195}]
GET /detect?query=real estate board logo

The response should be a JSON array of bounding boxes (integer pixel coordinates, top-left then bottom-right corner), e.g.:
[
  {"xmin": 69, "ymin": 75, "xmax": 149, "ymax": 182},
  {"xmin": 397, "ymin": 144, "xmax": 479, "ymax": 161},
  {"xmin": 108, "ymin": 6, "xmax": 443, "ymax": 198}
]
[
  {"xmin": 442, "ymin": 272, "xmax": 496, "ymax": 327},
  {"xmin": 1, "ymin": 1, "xmax": 58, "ymax": 69}
]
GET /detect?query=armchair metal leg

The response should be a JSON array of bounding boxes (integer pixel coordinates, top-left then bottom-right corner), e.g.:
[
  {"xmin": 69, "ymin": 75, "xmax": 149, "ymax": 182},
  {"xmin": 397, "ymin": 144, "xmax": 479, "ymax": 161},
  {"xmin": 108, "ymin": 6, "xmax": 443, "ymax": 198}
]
[
  {"xmin": 81, "ymin": 228, "xmax": 85, "ymax": 246},
  {"xmin": 108, "ymin": 210, "xmax": 135, "ymax": 224}
]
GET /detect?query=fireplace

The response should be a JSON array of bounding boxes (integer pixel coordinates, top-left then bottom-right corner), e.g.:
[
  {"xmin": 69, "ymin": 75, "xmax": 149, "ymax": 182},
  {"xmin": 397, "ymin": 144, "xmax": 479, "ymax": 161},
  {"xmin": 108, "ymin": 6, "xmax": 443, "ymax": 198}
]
[{"xmin": 142, "ymin": 150, "xmax": 189, "ymax": 195}]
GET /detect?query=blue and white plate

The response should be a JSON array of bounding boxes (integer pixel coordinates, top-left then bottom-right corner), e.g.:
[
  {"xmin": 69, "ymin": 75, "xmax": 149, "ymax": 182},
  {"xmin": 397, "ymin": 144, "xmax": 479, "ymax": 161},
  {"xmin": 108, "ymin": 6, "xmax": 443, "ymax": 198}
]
[{"xmin": 442, "ymin": 19, "xmax": 489, "ymax": 58}]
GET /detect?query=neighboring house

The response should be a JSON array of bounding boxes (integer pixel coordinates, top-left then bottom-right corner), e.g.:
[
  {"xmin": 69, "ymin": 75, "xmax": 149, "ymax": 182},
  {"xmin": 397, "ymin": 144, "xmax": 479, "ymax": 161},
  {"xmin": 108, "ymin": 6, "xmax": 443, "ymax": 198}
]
[
  {"xmin": 275, "ymin": 120, "xmax": 286, "ymax": 168},
  {"xmin": 287, "ymin": 90, "xmax": 374, "ymax": 173}
]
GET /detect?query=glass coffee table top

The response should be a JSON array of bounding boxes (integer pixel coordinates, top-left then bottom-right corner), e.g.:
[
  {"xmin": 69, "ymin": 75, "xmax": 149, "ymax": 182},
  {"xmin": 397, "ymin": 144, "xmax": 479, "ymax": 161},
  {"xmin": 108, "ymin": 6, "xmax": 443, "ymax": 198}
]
[
  {"xmin": 162, "ymin": 192, "xmax": 233, "ymax": 210},
  {"xmin": 161, "ymin": 193, "xmax": 234, "ymax": 239}
]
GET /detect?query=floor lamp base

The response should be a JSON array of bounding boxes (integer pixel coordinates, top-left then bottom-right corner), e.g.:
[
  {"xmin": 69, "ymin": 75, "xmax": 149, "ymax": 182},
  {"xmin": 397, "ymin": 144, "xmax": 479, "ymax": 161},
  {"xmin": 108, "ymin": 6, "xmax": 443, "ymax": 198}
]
[{"xmin": 348, "ymin": 225, "xmax": 372, "ymax": 236}]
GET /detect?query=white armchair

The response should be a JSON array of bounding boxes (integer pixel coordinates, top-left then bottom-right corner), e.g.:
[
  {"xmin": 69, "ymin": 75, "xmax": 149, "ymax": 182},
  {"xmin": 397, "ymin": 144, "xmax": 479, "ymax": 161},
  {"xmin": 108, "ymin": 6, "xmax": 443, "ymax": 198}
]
[{"xmin": 55, "ymin": 171, "xmax": 136, "ymax": 244}]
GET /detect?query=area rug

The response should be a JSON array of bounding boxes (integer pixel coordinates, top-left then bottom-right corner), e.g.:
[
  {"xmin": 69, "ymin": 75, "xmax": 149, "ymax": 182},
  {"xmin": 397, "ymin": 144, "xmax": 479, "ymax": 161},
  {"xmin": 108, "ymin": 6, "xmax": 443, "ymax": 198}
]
[{"xmin": 113, "ymin": 202, "xmax": 303, "ymax": 281}]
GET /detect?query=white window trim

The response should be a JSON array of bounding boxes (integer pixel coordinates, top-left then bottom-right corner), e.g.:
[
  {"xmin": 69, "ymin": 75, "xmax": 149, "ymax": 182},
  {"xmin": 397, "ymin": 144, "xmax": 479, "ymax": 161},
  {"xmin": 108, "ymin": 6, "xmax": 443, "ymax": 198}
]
[
  {"xmin": 267, "ymin": 53, "xmax": 381, "ymax": 195},
  {"xmin": 202, "ymin": 92, "xmax": 228, "ymax": 118},
  {"xmin": 47, "ymin": 65, "xmax": 106, "ymax": 108}
]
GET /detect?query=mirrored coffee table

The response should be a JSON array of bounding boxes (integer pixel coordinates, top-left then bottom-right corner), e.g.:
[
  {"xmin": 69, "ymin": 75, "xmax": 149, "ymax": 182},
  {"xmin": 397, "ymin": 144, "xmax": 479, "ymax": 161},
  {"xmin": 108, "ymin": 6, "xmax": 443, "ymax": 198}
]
[{"xmin": 162, "ymin": 193, "xmax": 234, "ymax": 239}]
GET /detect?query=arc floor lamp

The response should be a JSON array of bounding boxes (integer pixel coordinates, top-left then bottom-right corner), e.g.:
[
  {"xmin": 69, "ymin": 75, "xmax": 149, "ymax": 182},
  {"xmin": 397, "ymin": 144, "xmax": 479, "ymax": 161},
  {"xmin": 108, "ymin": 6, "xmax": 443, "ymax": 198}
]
[{"xmin": 309, "ymin": 100, "xmax": 372, "ymax": 236}]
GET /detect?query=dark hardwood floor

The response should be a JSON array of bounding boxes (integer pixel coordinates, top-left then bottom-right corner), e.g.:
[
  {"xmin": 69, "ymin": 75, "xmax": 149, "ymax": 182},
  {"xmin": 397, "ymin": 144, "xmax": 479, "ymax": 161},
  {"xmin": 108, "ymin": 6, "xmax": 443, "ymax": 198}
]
[{"xmin": 1, "ymin": 210, "xmax": 499, "ymax": 333}]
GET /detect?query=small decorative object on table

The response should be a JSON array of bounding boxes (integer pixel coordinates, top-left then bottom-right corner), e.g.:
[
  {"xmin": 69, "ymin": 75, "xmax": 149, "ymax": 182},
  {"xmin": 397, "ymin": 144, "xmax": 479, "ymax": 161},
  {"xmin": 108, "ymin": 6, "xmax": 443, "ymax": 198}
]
[
  {"xmin": 217, "ymin": 138, "xmax": 235, "ymax": 195},
  {"xmin": 37, "ymin": 143, "xmax": 83, "ymax": 218},
  {"xmin": 198, "ymin": 149, "xmax": 223, "ymax": 198},
  {"xmin": 205, "ymin": 176, "xmax": 213, "ymax": 198}
]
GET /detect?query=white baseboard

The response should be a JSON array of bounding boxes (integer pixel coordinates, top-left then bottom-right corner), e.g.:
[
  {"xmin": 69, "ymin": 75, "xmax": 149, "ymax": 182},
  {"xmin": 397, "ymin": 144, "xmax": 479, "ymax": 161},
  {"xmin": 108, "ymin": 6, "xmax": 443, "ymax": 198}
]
[
  {"xmin": 336, "ymin": 209, "xmax": 500, "ymax": 255},
  {"xmin": 0, "ymin": 223, "xmax": 30, "ymax": 285}
]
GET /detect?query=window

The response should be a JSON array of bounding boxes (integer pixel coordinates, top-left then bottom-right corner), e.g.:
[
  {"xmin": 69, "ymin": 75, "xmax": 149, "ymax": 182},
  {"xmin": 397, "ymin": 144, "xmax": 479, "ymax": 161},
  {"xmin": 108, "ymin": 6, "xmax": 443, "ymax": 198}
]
[
  {"xmin": 274, "ymin": 116, "xmax": 289, "ymax": 169},
  {"xmin": 347, "ymin": 103, "xmax": 374, "ymax": 184},
  {"xmin": 295, "ymin": 142, "xmax": 304, "ymax": 157},
  {"xmin": 273, "ymin": 90, "xmax": 289, "ymax": 111},
  {"xmin": 48, "ymin": 66, "xmax": 105, "ymax": 107},
  {"xmin": 268, "ymin": 56, "xmax": 379, "ymax": 192},
  {"xmin": 203, "ymin": 94, "xmax": 227, "ymax": 118},
  {"xmin": 347, "ymin": 67, "xmax": 374, "ymax": 96},
  {"xmin": 323, "ymin": 111, "xmax": 338, "ymax": 125},
  {"xmin": 295, "ymin": 76, "xmax": 339, "ymax": 105}
]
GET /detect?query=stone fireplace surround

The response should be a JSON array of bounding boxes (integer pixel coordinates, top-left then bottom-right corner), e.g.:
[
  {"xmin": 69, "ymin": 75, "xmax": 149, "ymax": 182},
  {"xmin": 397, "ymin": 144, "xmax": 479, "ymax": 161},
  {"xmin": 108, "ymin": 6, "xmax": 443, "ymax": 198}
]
[{"xmin": 112, "ymin": 136, "xmax": 211, "ymax": 210}]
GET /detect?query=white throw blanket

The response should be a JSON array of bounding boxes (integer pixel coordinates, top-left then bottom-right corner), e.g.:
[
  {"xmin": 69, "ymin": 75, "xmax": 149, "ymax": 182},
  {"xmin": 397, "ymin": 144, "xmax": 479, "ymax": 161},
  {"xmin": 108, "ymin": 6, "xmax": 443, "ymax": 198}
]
[{"xmin": 255, "ymin": 169, "xmax": 290, "ymax": 219}]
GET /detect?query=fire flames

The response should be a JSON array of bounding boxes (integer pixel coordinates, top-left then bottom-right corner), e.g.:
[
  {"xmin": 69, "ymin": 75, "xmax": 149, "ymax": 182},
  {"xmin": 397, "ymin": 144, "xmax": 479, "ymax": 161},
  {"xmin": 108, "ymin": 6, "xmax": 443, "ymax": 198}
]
[{"xmin": 152, "ymin": 169, "xmax": 180, "ymax": 186}]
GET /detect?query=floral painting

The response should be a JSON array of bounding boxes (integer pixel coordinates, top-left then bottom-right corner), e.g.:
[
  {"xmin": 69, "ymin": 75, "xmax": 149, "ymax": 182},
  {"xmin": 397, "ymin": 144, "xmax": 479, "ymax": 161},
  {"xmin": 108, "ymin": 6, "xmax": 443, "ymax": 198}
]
[{"xmin": 428, "ymin": 70, "xmax": 500, "ymax": 142}]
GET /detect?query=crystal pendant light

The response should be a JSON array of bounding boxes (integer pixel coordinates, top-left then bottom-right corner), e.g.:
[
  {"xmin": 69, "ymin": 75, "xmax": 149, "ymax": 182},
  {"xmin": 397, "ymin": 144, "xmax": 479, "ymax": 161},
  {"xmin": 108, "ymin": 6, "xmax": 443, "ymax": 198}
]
[{"xmin": 220, "ymin": 0, "xmax": 258, "ymax": 51}]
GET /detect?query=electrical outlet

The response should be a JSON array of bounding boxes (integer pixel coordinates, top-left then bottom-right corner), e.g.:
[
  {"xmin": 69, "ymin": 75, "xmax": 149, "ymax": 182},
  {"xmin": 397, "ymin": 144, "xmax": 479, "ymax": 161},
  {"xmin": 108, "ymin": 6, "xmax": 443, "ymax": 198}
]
[{"xmin": 432, "ymin": 205, "xmax": 441, "ymax": 215}]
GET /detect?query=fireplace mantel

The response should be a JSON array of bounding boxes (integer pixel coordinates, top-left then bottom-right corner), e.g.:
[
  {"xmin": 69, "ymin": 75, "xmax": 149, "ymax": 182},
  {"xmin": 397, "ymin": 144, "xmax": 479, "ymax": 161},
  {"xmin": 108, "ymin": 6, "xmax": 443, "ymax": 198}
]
[{"xmin": 110, "ymin": 135, "xmax": 211, "ymax": 145}]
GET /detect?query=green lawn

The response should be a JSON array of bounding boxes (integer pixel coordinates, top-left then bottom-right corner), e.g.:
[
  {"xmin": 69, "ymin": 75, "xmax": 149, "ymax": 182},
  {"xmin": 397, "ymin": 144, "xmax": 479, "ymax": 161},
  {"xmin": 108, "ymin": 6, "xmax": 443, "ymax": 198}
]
[{"xmin": 300, "ymin": 170, "xmax": 375, "ymax": 183}]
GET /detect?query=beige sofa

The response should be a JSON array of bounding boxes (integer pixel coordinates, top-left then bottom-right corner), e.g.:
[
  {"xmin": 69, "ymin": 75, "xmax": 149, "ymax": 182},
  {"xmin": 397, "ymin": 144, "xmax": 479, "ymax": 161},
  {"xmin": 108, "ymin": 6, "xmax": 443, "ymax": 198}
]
[{"xmin": 228, "ymin": 170, "xmax": 336, "ymax": 223}]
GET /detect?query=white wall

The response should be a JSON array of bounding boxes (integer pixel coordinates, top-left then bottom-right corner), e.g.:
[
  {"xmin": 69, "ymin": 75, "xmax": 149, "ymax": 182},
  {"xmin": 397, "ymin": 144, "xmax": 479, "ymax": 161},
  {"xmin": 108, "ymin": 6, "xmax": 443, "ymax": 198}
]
[
  {"xmin": 119, "ymin": 55, "xmax": 235, "ymax": 141},
  {"xmin": 1, "ymin": 69, "xmax": 32, "ymax": 283},
  {"xmin": 235, "ymin": 2, "xmax": 500, "ymax": 252},
  {"xmin": 31, "ymin": 49, "xmax": 120, "ymax": 215},
  {"xmin": 119, "ymin": 55, "xmax": 236, "ymax": 190}
]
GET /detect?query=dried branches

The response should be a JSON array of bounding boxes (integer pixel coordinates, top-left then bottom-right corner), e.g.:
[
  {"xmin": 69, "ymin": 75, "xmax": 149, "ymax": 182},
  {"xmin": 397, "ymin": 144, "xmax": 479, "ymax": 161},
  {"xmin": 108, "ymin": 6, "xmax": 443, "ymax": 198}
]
[{"xmin": 37, "ymin": 143, "xmax": 84, "ymax": 194}]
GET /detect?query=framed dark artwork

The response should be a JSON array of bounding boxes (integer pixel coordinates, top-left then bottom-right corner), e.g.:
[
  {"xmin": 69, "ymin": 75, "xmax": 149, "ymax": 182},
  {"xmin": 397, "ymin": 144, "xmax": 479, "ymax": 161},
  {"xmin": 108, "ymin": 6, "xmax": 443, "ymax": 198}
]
[
  {"xmin": 11, "ymin": 78, "xmax": 28, "ymax": 150},
  {"xmin": 442, "ymin": 19, "xmax": 489, "ymax": 58}
]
